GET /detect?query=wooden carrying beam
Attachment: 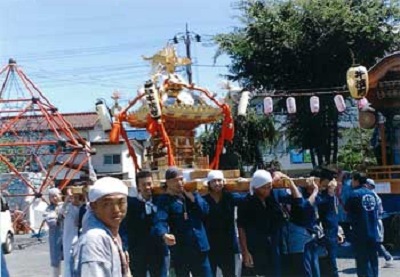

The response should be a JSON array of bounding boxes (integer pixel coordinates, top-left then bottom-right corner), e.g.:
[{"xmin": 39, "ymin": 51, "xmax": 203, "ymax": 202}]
[{"xmin": 152, "ymin": 177, "xmax": 321, "ymax": 194}]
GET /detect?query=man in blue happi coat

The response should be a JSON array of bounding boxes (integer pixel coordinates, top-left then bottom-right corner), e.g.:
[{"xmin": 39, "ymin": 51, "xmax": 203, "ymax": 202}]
[
  {"xmin": 345, "ymin": 172, "xmax": 380, "ymax": 277},
  {"xmin": 152, "ymin": 167, "xmax": 212, "ymax": 277},
  {"xmin": 123, "ymin": 170, "xmax": 169, "ymax": 277}
]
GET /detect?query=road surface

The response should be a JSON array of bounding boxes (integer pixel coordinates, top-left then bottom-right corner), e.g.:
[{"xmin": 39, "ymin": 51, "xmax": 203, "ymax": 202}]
[{"xmin": 4, "ymin": 234, "xmax": 399, "ymax": 277}]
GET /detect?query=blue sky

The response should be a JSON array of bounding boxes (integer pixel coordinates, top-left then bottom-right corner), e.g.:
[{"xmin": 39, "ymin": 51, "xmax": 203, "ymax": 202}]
[{"xmin": 0, "ymin": 0, "xmax": 239, "ymax": 113}]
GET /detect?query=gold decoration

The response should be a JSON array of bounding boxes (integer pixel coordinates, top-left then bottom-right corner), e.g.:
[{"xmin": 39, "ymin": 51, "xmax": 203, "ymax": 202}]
[{"xmin": 143, "ymin": 44, "xmax": 191, "ymax": 74}]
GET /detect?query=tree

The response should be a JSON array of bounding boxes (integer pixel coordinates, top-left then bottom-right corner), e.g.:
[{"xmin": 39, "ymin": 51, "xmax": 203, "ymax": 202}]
[
  {"xmin": 215, "ymin": 0, "xmax": 400, "ymax": 167},
  {"xmin": 198, "ymin": 110, "xmax": 276, "ymax": 172},
  {"xmin": 337, "ymin": 128, "xmax": 376, "ymax": 171}
]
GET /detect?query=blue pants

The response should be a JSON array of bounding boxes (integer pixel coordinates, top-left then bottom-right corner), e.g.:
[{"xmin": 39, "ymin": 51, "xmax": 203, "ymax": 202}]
[
  {"xmin": 303, "ymin": 240, "xmax": 320, "ymax": 277},
  {"xmin": 322, "ymin": 237, "xmax": 339, "ymax": 277},
  {"xmin": 354, "ymin": 241, "xmax": 379, "ymax": 277},
  {"xmin": 130, "ymin": 251, "xmax": 169, "ymax": 277},
  {"xmin": 172, "ymin": 246, "xmax": 212, "ymax": 277}
]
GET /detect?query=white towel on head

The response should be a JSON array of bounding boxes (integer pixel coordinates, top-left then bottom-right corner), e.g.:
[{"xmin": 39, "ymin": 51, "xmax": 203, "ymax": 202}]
[
  {"xmin": 88, "ymin": 177, "xmax": 128, "ymax": 202},
  {"xmin": 249, "ymin": 170, "xmax": 272, "ymax": 195},
  {"xmin": 48, "ymin": 187, "xmax": 61, "ymax": 196}
]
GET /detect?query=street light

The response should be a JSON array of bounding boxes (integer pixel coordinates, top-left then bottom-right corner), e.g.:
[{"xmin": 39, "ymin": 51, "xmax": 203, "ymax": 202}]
[{"xmin": 171, "ymin": 23, "xmax": 202, "ymax": 84}]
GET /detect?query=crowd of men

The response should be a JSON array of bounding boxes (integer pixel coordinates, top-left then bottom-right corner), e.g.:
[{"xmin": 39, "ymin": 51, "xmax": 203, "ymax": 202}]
[{"xmin": 40, "ymin": 166, "xmax": 391, "ymax": 277}]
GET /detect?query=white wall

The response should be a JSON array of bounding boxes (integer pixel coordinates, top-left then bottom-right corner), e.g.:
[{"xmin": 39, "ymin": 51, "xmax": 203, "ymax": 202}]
[
  {"xmin": 77, "ymin": 124, "xmax": 143, "ymax": 179},
  {"xmin": 77, "ymin": 123, "xmax": 107, "ymax": 142},
  {"xmin": 91, "ymin": 144, "xmax": 124, "ymax": 174}
]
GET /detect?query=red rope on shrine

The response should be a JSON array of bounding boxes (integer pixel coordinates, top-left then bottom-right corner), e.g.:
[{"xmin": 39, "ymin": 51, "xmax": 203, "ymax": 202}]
[
  {"xmin": 109, "ymin": 93, "xmax": 147, "ymax": 172},
  {"xmin": 146, "ymin": 114, "xmax": 176, "ymax": 166},
  {"xmin": 181, "ymin": 84, "xmax": 234, "ymax": 169}
]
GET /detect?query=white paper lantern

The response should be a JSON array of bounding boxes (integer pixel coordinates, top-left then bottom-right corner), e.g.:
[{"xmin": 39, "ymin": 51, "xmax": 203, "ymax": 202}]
[
  {"xmin": 310, "ymin": 96, "xmax": 320, "ymax": 114},
  {"xmin": 286, "ymin": 97, "xmax": 296, "ymax": 114},
  {"xmin": 144, "ymin": 80, "xmax": 162, "ymax": 119},
  {"xmin": 95, "ymin": 101, "xmax": 112, "ymax": 131},
  {"xmin": 346, "ymin": 65, "xmax": 369, "ymax": 99},
  {"xmin": 238, "ymin": 90, "xmax": 250, "ymax": 116},
  {"xmin": 263, "ymin": 97, "xmax": 273, "ymax": 115},
  {"xmin": 334, "ymin": 95, "xmax": 346, "ymax": 113}
]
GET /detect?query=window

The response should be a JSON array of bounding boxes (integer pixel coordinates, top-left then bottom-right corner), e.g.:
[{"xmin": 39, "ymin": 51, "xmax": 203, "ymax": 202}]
[
  {"xmin": 289, "ymin": 149, "xmax": 312, "ymax": 164},
  {"xmin": 103, "ymin": 154, "xmax": 121, "ymax": 165}
]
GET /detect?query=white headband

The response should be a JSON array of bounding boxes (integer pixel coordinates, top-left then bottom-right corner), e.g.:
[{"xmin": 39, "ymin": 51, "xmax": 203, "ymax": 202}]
[
  {"xmin": 206, "ymin": 170, "xmax": 225, "ymax": 183},
  {"xmin": 250, "ymin": 170, "xmax": 272, "ymax": 195},
  {"xmin": 48, "ymin": 188, "xmax": 61, "ymax": 196},
  {"xmin": 89, "ymin": 177, "xmax": 128, "ymax": 202}
]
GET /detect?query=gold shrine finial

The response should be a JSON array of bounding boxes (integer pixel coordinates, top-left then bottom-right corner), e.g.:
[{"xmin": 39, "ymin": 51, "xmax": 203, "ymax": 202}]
[{"xmin": 142, "ymin": 44, "xmax": 191, "ymax": 74}]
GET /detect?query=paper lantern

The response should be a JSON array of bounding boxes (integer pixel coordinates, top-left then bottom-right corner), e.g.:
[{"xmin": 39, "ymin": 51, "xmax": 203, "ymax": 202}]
[
  {"xmin": 357, "ymin": 97, "xmax": 369, "ymax": 110},
  {"xmin": 310, "ymin": 96, "xmax": 320, "ymax": 113},
  {"xmin": 334, "ymin": 95, "xmax": 346, "ymax": 113},
  {"xmin": 144, "ymin": 80, "xmax": 162, "ymax": 119},
  {"xmin": 95, "ymin": 100, "xmax": 112, "ymax": 131},
  {"xmin": 286, "ymin": 97, "xmax": 296, "ymax": 114},
  {"xmin": 263, "ymin": 97, "xmax": 273, "ymax": 115},
  {"xmin": 238, "ymin": 90, "xmax": 250, "ymax": 116},
  {"xmin": 346, "ymin": 65, "xmax": 369, "ymax": 99}
]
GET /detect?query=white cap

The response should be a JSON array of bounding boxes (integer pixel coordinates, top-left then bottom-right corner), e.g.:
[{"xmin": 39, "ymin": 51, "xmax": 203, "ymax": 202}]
[
  {"xmin": 366, "ymin": 178, "xmax": 376, "ymax": 189},
  {"xmin": 206, "ymin": 170, "xmax": 225, "ymax": 183},
  {"xmin": 48, "ymin": 188, "xmax": 61, "ymax": 196},
  {"xmin": 89, "ymin": 177, "xmax": 128, "ymax": 202},
  {"xmin": 250, "ymin": 170, "xmax": 272, "ymax": 195}
]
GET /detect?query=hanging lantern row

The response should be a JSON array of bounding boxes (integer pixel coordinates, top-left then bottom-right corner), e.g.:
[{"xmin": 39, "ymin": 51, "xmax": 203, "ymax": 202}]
[
  {"xmin": 261, "ymin": 94, "xmax": 347, "ymax": 115},
  {"xmin": 235, "ymin": 64, "xmax": 368, "ymax": 116}
]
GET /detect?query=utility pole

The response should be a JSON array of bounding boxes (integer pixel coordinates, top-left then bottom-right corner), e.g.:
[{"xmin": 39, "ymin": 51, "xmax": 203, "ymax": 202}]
[
  {"xmin": 172, "ymin": 23, "xmax": 201, "ymax": 85},
  {"xmin": 184, "ymin": 23, "xmax": 193, "ymax": 84}
]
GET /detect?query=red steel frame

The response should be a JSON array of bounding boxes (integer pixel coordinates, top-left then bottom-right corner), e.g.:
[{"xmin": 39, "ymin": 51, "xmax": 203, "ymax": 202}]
[{"xmin": 0, "ymin": 59, "xmax": 94, "ymax": 210}]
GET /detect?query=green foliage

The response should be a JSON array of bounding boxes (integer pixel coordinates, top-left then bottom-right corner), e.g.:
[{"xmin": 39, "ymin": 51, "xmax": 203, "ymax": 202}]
[
  {"xmin": 337, "ymin": 128, "xmax": 377, "ymax": 171},
  {"xmin": 217, "ymin": 0, "xmax": 400, "ymax": 88},
  {"xmin": 215, "ymin": 0, "xmax": 400, "ymax": 166},
  {"xmin": 198, "ymin": 110, "xmax": 276, "ymax": 169}
]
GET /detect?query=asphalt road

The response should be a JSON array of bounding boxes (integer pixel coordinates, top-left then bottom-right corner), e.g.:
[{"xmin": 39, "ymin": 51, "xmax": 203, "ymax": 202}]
[{"xmin": 3, "ymin": 235, "xmax": 399, "ymax": 277}]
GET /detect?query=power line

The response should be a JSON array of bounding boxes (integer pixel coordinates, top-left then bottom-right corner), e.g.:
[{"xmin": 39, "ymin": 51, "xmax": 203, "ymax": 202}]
[{"xmin": 5, "ymin": 40, "xmax": 166, "ymax": 62}]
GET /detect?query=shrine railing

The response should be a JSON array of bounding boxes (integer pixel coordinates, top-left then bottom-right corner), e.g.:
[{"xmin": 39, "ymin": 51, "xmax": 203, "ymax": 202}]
[
  {"xmin": 366, "ymin": 165, "xmax": 400, "ymax": 180},
  {"xmin": 366, "ymin": 165, "xmax": 400, "ymax": 193}
]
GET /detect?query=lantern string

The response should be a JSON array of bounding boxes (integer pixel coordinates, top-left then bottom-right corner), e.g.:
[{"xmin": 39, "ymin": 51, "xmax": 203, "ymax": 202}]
[{"xmin": 253, "ymin": 88, "xmax": 349, "ymax": 98}]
